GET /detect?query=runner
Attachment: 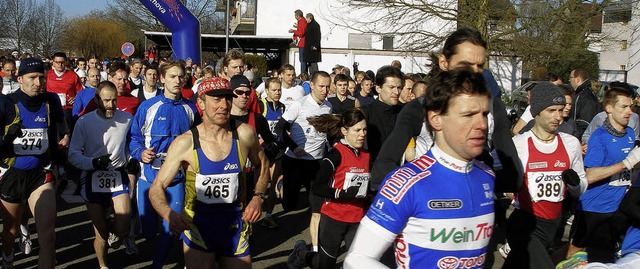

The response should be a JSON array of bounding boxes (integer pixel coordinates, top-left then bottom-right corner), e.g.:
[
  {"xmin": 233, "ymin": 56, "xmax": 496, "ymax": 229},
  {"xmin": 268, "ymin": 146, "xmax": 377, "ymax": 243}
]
[
  {"xmin": 503, "ymin": 82, "xmax": 587, "ymax": 269},
  {"xmin": 129, "ymin": 61, "xmax": 199, "ymax": 268},
  {"xmin": 344, "ymin": 68, "xmax": 494, "ymax": 268},
  {"xmin": 0, "ymin": 57, "xmax": 67, "ymax": 269},
  {"xmin": 288, "ymin": 108, "xmax": 369, "ymax": 269},
  {"xmin": 149, "ymin": 77, "xmax": 269, "ymax": 269},
  {"xmin": 68, "ymin": 81, "xmax": 133, "ymax": 269}
]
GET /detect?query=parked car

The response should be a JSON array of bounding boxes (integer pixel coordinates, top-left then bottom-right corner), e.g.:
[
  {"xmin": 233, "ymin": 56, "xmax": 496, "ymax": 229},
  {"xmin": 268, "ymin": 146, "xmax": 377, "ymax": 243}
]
[{"xmin": 510, "ymin": 81, "xmax": 538, "ymax": 116}]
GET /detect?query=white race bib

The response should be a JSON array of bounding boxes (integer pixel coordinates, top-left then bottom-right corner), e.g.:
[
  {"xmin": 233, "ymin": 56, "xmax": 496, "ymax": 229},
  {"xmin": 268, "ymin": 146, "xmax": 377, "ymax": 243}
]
[
  {"xmin": 527, "ymin": 171, "xmax": 565, "ymax": 203},
  {"xmin": 57, "ymin": 93, "xmax": 66, "ymax": 106},
  {"xmin": 151, "ymin": 153, "xmax": 167, "ymax": 170},
  {"xmin": 13, "ymin": 128, "xmax": 49, "ymax": 155},
  {"xmin": 610, "ymin": 169, "xmax": 632, "ymax": 187},
  {"xmin": 91, "ymin": 170, "xmax": 124, "ymax": 193},
  {"xmin": 195, "ymin": 172, "xmax": 239, "ymax": 204},
  {"xmin": 267, "ymin": 120, "xmax": 278, "ymax": 136},
  {"xmin": 343, "ymin": 172, "xmax": 370, "ymax": 198}
]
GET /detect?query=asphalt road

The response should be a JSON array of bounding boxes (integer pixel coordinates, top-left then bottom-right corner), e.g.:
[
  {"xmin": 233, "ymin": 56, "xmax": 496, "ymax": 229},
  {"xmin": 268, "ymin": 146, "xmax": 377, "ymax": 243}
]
[{"xmin": 8, "ymin": 181, "xmax": 570, "ymax": 269}]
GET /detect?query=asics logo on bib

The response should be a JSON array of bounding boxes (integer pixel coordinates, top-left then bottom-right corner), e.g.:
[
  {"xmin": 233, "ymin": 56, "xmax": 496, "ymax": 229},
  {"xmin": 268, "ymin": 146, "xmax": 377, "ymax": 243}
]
[
  {"xmin": 553, "ymin": 160, "xmax": 567, "ymax": 168},
  {"xmin": 224, "ymin": 163, "xmax": 239, "ymax": 170},
  {"xmin": 200, "ymin": 177, "xmax": 230, "ymax": 185},
  {"xmin": 437, "ymin": 254, "xmax": 486, "ymax": 269},
  {"xmin": 534, "ymin": 173, "xmax": 562, "ymax": 183},
  {"xmin": 350, "ymin": 174, "xmax": 369, "ymax": 183},
  {"xmin": 430, "ymin": 222, "xmax": 493, "ymax": 244},
  {"xmin": 34, "ymin": 116, "xmax": 46, "ymax": 122}
]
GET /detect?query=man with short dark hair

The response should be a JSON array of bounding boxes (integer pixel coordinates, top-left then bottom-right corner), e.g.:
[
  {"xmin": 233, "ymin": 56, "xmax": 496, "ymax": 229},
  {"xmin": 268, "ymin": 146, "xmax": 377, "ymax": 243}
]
[
  {"xmin": 355, "ymin": 76, "xmax": 375, "ymax": 107},
  {"xmin": 47, "ymin": 52, "xmax": 82, "ymax": 131},
  {"xmin": 1, "ymin": 58, "xmax": 19, "ymax": 95},
  {"xmin": 361, "ymin": 66, "xmax": 404, "ymax": 167},
  {"xmin": 569, "ymin": 67, "xmax": 600, "ymax": 139},
  {"xmin": 289, "ymin": 9, "xmax": 307, "ymax": 74},
  {"xmin": 327, "ymin": 74, "xmax": 359, "ymax": 114}
]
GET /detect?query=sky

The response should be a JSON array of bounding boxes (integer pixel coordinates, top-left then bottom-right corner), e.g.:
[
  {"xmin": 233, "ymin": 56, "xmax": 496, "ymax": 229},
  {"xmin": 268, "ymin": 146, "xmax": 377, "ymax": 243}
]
[{"xmin": 57, "ymin": 0, "xmax": 109, "ymax": 18}]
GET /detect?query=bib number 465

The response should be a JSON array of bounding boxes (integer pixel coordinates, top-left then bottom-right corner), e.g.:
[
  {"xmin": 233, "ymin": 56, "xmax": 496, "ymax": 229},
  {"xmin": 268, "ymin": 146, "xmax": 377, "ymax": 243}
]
[{"xmin": 204, "ymin": 185, "xmax": 229, "ymax": 199}]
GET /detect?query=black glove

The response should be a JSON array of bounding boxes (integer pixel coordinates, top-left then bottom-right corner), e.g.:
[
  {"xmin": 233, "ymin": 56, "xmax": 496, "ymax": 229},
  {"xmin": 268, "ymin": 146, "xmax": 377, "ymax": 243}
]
[
  {"xmin": 125, "ymin": 159, "xmax": 140, "ymax": 175},
  {"xmin": 263, "ymin": 141, "xmax": 284, "ymax": 162},
  {"xmin": 561, "ymin": 169, "xmax": 580, "ymax": 187},
  {"xmin": 338, "ymin": 186, "xmax": 360, "ymax": 199},
  {"xmin": 3, "ymin": 122, "xmax": 24, "ymax": 144},
  {"xmin": 92, "ymin": 154, "xmax": 111, "ymax": 170}
]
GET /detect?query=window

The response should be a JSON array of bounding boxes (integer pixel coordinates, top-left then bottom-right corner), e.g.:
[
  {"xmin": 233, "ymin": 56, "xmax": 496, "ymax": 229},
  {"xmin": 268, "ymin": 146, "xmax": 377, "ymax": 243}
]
[
  {"xmin": 621, "ymin": 65, "xmax": 626, "ymax": 71},
  {"xmin": 621, "ymin": 40, "xmax": 627, "ymax": 51},
  {"xmin": 382, "ymin": 36, "xmax": 394, "ymax": 50},
  {"xmin": 348, "ymin": 34, "xmax": 373, "ymax": 49}
]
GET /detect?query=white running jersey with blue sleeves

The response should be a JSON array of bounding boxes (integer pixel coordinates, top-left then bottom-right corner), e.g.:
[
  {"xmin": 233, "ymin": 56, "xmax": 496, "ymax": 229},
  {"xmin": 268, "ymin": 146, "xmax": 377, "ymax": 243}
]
[{"xmin": 364, "ymin": 145, "xmax": 495, "ymax": 269}]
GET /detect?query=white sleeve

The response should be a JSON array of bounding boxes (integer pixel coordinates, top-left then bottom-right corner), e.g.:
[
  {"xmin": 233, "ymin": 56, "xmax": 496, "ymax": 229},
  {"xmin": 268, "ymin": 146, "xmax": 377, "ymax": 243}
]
[
  {"xmin": 344, "ymin": 217, "xmax": 396, "ymax": 269},
  {"xmin": 564, "ymin": 134, "xmax": 588, "ymax": 196},
  {"xmin": 255, "ymin": 82, "xmax": 266, "ymax": 95},
  {"xmin": 281, "ymin": 99, "xmax": 300, "ymax": 122},
  {"xmin": 521, "ymin": 106, "xmax": 533, "ymax": 122}
]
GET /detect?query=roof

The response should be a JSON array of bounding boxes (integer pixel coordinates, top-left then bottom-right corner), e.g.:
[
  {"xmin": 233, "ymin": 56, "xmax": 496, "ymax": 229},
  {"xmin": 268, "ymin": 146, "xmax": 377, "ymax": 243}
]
[{"xmin": 143, "ymin": 31, "xmax": 293, "ymax": 54}]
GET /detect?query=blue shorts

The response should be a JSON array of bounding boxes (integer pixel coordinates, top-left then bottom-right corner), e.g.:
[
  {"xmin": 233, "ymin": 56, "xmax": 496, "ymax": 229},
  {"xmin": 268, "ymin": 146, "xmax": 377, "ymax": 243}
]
[
  {"xmin": 181, "ymin": 205, "xmax": 251, "ymax": 257},
  {"xmin": 81, "ymin": 168, "xmax": 130, "ymax": 205}
]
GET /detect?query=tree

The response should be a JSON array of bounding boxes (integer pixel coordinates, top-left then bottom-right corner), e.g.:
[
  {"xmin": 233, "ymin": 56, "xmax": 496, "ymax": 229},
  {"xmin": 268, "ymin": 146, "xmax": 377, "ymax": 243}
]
[
  {"xmin": 3, "ymin": 0, "xmax": 35, "ymax": 53},
  {"xmin": 61, "ymin": 16, "xmax": 128, "ymax": 59},
  {"xmin": 36, "ymin": 0, "xmax": 66, "ymax": 57},
  {"xmin": 324, "ymin": 0, "xmax": 617, "ymax": 76}
]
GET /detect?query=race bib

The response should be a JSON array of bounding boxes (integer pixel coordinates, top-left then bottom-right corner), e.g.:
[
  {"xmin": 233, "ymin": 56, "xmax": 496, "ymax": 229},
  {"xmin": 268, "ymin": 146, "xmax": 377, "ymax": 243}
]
[
  {"xmin": 151, "ymin": 153, "xmax": 167, "ymax": 170},
  {"xmin": 343, "ymin": 172, "xmax": 370, "ymax": 198},
  {"xmin": 91, "ymin": 170, "xmax": 124, "ymax": 193},
  {"xmin": 13, "ymin": 128, "xmax": 49, "ymax": 155},
  {"xmin": 610, "ymin": 169, "xmax": 632, "ymax": 187},
  {"xmin": 527, "ymin": 171, "xmax": 565, "ymax": 203},
  {"xmin": 195, "ymin": 172, "xmax": 239, "ymax": 204},
  {"xmin": 57, "ymin": 93, "xmax": 66, "ymax": 106}
]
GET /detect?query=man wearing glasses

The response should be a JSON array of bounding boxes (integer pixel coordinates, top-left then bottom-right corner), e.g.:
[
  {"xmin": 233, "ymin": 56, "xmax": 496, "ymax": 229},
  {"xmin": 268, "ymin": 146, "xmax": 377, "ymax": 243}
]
[{"xmin": 47, "ymin": 52, "xmax": 82, "ymax": 131}]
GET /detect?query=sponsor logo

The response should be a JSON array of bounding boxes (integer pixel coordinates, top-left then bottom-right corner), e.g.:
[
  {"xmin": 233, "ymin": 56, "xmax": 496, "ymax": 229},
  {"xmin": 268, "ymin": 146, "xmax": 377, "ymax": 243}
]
[
  {"xmin": 395, "ymin": 234, "xmax": 410, "ymax": 268},
  {"xmin": 430, "ymin": 222, "xmax": 493, "ymax": 244},
  {"xmin": 529, "ymin": 162, "xmax": 547, "ymax": 169},
  {"xmin": 554, "ymin": 160, "xmax": 567, "ymax": 168},
  {"xmin": 158, "ymin": 116, "xmax": 167, "ymax": 121},
  {"xmin": 380, "ymin": 155, "xmax": 435, "ymax": 204},
  {"xmin": 428, "ymin": 199, "xmax": 463, "ymax": 210},
  {"xmin": 482, "ymin": 183, "xmax": 490, "ymax": 190},
  {"xmin": 534, "ymin": 173, "xmax": 562, "ymax": 183},
  {"xmin": 350, "ymin": 174, "xmax": 369, "ymax": 183},
  {"xmin": 349, "ymin": 167, "xmax": 365, "ymax": 173},
  {"xmin": 437, "ymin": 254, "xmax": 486, "ymax": 269},
  {"xmin": 34, "ymin": 116, "xmax": 47, "ymax": 123},
  {"xmin": 224, "ymin": 163, "xmax": 239, "ymax": 170},
  {"xmin": 149, "ymin": 0, "xmax": 167, "ymax": 13},
  {"xmin": 201, "ymin": 176, "xmax": 230, "ymax": 185}
]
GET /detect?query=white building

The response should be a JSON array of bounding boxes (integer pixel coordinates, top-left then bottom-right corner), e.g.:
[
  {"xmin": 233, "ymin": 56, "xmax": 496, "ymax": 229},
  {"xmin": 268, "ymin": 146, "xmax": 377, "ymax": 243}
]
[{"xmin": 598, "ymin": 0, "xmax": 637, "ymax": 84}]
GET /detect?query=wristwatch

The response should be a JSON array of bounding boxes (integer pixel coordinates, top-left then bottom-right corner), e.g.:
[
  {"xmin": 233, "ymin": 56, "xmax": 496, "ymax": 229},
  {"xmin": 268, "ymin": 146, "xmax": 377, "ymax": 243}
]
[{"xmin": 254, "ymin": 193, "xmax": 267, "ymax": 200}]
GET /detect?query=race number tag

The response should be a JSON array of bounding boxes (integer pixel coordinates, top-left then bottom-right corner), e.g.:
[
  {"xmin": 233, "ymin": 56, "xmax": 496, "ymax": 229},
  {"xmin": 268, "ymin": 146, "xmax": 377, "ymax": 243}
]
[
  {"xmin": 268, "ymin": 120, "xmax": 278, "ymax": 136},
  {"xmin": 151, "ymin": 153, "xmax": 167, "ymax": 170},
  {"xmin": 13, "ymin": 128, "xmax": 49, "ymax": 155},
  {"xmin": 195, "ymin": 172, "xmax": 239, "ymax": 204},
  {"xmin": 610, "ymin": 169, "xmax": 632, "ymax": 187},
  {"xmin": 91, "ymin": 170, "xmax": 124, "ymax": 193},
  {"xmin": 57, "ymin": 93, "xmax": 66, "ymax": 106},
  {"xmin": 343, "ymin": 172, "xmax": 370, "ymax": 198},
  {"xmin": 527, "ymin": 171, "xmax": 565, "ymax": 203}
]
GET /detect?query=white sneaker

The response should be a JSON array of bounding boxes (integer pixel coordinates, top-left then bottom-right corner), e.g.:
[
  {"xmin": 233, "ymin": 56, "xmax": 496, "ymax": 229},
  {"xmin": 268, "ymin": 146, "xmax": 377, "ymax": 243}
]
[
  {"xmin": 107, "ymin": 233, "xmax": 122, "ymax": 249},
  {"xmin": 498, "ymin": 243, "xmax": 511, "ymax": 259},
  {"xmin": 124, "ymin": 236, "xmax": 138, "ymax": 255},
  {"xmin": 18, "ymin": 235, "xmax": 32, "ymax": 255}
]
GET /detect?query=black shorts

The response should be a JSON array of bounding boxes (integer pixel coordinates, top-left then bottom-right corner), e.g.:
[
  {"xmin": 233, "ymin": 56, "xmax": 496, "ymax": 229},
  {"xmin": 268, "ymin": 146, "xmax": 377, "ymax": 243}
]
[
  {"xmin": 571, "ymin": 210, "xmax": 616, "ymax": 248},
  {"xmin": 0, "ymin": 167, "xmax": 54, "ymax": 203}
]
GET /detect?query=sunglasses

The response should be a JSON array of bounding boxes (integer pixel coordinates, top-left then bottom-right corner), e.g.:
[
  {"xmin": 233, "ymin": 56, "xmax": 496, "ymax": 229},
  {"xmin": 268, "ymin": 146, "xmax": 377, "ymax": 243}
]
[{"xmin": 234, "ymin": 89, "xmax": 251, "ymax": 96}]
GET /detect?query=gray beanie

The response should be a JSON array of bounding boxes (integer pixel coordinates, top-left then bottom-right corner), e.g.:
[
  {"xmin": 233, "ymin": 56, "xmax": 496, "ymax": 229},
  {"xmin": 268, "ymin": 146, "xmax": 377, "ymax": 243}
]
[{"xmin": 530, "ymin": 81, "xmax": 566, "ymax": 117}]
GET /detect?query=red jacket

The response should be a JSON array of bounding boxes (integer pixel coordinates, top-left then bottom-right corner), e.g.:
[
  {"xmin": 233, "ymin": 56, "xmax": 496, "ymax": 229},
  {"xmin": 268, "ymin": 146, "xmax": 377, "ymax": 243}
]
[
  {"xmin": 293, "ymin": 17, "xmax": 307, "ymax": 48},
  {"xmin": 47, "ymin": 69, "xmax": 82, "ymax": 110}
]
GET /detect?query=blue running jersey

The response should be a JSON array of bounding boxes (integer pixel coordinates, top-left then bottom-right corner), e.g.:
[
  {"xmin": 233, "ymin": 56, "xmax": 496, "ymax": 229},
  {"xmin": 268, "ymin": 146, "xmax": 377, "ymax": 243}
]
[{"xmin": 364, "ymin": 146, "xmax": 495, "ymax": 269}]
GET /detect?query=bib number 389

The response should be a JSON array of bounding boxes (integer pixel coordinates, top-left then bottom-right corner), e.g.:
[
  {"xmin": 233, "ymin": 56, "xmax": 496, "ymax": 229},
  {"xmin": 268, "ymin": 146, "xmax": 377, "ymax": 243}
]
[{"xmin": 527, "ymin": 171, "xmax": 565, "ymax": 203}]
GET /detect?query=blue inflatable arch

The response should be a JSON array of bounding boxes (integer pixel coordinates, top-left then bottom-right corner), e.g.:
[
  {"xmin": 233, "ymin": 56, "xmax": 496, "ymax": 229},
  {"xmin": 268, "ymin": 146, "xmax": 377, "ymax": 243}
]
[{"xmin": 139, "ymin": 0, "xmax": 201, "ymax": 64}]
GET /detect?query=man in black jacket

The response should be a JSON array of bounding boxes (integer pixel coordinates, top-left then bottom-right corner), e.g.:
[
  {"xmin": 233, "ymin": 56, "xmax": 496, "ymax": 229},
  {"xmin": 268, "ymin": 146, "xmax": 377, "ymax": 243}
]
[
  {"xmin": 304, "ymin": 13, "xmax": 321, "ymax": 75},
  {"xmin": 370, "ymin": 28, "xmax": 523, "ymax": 195},
  {"xmin": 569, "ymin": 67, "xmax": 600, "ymax": 140}
]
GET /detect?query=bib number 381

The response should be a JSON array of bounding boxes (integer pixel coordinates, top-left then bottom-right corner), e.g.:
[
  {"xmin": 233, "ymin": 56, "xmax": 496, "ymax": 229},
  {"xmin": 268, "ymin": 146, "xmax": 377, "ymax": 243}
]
[
  {"xmin": 195, "ymin": 173, "xmax": 238, "ymax": 204},
  {"xmin": 527, "ymin": 171, "xmax": 565, "ymax": 203},
  {"xmin": 91, "ymin": 170, "xmax": 123, "ymax": 193}
]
